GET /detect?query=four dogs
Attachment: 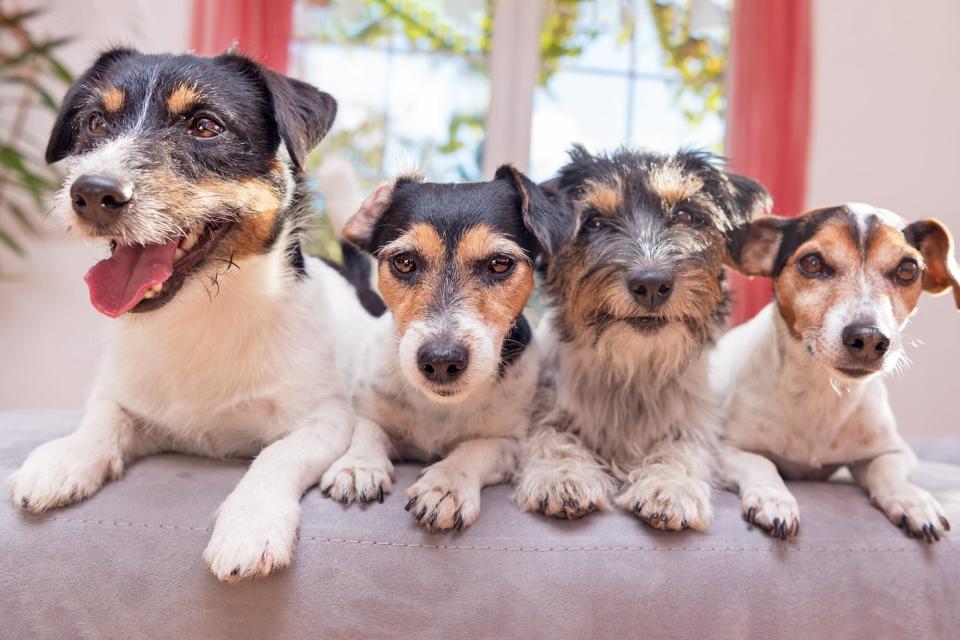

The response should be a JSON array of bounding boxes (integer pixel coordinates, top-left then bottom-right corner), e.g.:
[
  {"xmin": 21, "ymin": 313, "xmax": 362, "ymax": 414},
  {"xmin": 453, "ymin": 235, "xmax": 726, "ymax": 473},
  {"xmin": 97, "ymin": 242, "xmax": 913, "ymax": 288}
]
[{"xmin": 9, "ymin": 50, "xmax": 958, "ymax": 580}]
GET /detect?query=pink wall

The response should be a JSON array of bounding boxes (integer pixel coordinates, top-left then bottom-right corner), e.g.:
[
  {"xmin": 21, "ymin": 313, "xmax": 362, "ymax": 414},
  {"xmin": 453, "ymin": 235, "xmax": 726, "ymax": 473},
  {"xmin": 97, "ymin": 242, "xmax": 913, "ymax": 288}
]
[{"xmin": 807, "ymin": 0, "xmax": 960, "ymax": 436}]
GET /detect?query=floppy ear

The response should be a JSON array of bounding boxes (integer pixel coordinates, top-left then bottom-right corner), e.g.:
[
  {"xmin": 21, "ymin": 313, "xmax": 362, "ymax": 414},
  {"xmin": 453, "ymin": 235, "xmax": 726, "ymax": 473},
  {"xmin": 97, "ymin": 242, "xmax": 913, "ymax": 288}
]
[
  {"xmin": 726, "ymin": 216, "xmax": 790, "ymax": 277},
  {"xmin": 903, "ymin": 218, "xmax": 960, "ymax": 310},
  {"xmin": 724, "ymin": 172, "xmax": 773, "ymax": 228},
  {"xmin": 45, "ymin": 48, "xmax": 139, "ymax": 164},
  {"xmin": 224, "ymin": 55, "xmax": 337, "ymax": 171},
  {"xmin": 341, "ymin": 172, "xmax": 424, "ymax": 252},
  {"xmin": 495, "ymin": 164, "xmax": 575, "ymax": 258}
]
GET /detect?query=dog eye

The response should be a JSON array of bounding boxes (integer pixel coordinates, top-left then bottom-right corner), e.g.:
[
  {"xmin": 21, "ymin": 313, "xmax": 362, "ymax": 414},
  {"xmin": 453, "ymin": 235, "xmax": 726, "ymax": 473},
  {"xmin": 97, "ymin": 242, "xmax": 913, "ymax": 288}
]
[
  {"xmin": 189, "ymin": 116, "xmax": 224, "ymax": 139},
  {"xmin": 88, "ymin": 112, "xmax": 107, "ymax": 134},
  {"xmin": 488, "ymin": 256, "xmax": 515, "ymax": 275},
  {"xmin": 894, "ymin": 259, "xmax": 920, "ymax": 285},
  {"xmin": 583, "ymin": 216, "xmax": 604, "ymax": 231},
  {"xmin": 392, "ymin": 253, "xmax": 418, "ymax": 275},
  {"xmin": 671, "ymin": 210, "xmax": 696, "ymax": 227},
  {"xmin": 797, "ymin": 253, "xmax": 826, "ymax": 277}
]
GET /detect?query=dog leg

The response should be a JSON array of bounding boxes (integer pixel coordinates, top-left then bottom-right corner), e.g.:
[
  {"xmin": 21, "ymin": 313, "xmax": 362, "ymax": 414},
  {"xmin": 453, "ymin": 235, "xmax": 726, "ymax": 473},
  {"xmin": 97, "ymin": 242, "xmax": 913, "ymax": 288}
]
[
  {"xmin": 851, "ymin": 450, "xmax": 950, "ymax": 543},
  {"xmin": 616, "ymin": 437, "xmax": 713, "ymax": 531},
  {"xmin": 320, "ymin": 417, "xmax": 394, "ymax": 505},
  {"xmin": 405, "ymin": 436, "xmax": 517, "ymax": 532},
  {"xmin": 721, "ymin": 445, "xmax": 799, "ymax": 539},
  {"xmin": 513, "ymin": 425, "xmax": 617, "ymax": 519},
  {"xmin": 9, "ymin": 397, "xmax": 157, "ymax": 512},
  {"xmin": 203, "ymin": 403, "xmax": 353, "ymax": 582}
]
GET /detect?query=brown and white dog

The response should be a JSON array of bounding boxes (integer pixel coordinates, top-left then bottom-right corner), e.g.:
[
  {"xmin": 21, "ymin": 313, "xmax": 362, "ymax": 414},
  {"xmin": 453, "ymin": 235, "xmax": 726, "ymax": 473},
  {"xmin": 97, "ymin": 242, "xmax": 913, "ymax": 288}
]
[
  {"xmin": 7, "ymin": 49, "xmax": 364, "ymax": 580},
  {"xmin": 716, "ymin": 203, "xmax": 959, "ymax": 541},
  {"xmin": 317, "ymin": 163, "xmax": 565, "ymax": 531}
]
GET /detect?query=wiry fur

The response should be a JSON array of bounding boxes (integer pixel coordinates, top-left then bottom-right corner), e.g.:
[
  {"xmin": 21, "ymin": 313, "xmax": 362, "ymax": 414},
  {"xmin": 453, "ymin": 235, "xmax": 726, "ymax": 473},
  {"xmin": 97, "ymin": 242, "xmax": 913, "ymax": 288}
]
[
  {"xmin": 8, "ymin": 49, "xmax": 353, "ymax": 581},
  {"xmin": 716, "ymin": 204, "xmax": 959, "ymax": 542},
  {"xmin": 515, "ymin": 146, "xmax": 771, "ymax": 528}
]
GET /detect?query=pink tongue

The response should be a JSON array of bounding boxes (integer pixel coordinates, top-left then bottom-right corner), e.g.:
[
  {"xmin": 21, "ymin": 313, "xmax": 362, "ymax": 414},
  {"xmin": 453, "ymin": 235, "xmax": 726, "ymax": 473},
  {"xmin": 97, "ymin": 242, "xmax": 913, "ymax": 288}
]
[{"xmin": 84, "ymin": 239, "xmax": 179, "ymax": 318}]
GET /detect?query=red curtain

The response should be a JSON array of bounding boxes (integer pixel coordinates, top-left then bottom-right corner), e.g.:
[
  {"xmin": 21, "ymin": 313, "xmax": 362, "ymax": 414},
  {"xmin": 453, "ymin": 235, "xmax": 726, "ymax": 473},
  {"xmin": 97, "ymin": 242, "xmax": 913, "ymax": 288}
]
[
  {"xmin": 191, "ymin": 0, "xmax": 296, "ymax": 72},
  {"xmin": 726, "ymin": 0, "xmax": 812, "ymax": 325}
]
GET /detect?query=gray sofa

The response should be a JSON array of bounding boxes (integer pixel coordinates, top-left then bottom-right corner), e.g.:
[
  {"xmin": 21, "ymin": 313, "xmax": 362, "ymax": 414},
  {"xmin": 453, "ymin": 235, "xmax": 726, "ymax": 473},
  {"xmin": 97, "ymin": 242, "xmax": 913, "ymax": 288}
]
[{"xmin": 2, "ymin": 410, "xmax": 958, "ymax": 639}]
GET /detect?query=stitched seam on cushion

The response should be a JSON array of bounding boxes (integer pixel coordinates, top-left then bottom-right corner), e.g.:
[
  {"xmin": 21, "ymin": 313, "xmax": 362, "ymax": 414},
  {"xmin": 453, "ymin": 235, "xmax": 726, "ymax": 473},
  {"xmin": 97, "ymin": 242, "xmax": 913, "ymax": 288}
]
[{"xmin": 6, "ymin": 513, "xmax": 959, "ymax": 553}]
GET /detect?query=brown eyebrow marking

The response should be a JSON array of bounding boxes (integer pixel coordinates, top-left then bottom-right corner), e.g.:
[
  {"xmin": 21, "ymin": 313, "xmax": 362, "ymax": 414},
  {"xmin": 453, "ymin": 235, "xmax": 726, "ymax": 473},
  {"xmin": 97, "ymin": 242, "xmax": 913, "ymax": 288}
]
[
  {"xmin": 455, "ymin": 224, "xmax": 509, "ymax": 263},
  {"xmin": 649, "ymin": 164, "xmax": 703, "ymax": 206},
  {"xmin": 100, "ymin": 86, "xmax": 125, "ymax": 112},
  {"xmin": 582, "ymin": 179, "xmax": 622, "ymax": 214},
  {"xmin": 166, "ymin": 83, "xmax": 201, "ymax": 114}
]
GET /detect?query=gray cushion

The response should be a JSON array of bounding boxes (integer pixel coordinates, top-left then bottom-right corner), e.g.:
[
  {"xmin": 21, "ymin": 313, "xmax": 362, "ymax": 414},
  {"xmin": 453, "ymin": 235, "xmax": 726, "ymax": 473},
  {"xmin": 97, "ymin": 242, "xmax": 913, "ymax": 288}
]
[{"xmin": 2, "ymin": 410, "xmax": 959, "ymax": 639}]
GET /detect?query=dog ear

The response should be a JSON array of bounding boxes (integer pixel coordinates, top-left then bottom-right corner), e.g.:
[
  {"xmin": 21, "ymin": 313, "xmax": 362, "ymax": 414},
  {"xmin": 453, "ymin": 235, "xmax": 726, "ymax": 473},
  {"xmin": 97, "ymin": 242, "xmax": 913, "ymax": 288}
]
[
  {"xmin": 224, "ymin": 54, "xmax": 337, "ymax": 171},
  {"xmin": 724, "ymin": 172, "xmax": 773, "ymax": 228},
  {"xmin": 495, "ymin": 164, "xmax": 574, "ymax": 259},
  {"xmin": 726, "ymin": 216, "xmax": 790, "ymax": 277},
  {"xmin": 342, "ymin": 172, "xmax": 424, "ymax": 252},
  {"xmin": 258, "ymin": 67, "xmax": 337, "ymax": 171},
  {"xmin": 903, "ymin": 218, "xmax": 960, "ymax": 309},
  {"xmin": 45, "ymin": 48, "xmax": 139, "ymax": 164}
]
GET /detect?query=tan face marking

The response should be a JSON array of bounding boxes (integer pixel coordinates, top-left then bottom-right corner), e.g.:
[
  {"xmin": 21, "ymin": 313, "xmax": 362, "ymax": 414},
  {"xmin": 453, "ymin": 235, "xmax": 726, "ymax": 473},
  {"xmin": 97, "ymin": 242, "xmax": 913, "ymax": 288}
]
[
  {"xmin": 582, "ymin": 180, "xmax": 622, "ymax": 215},
  {"xmin": 650, "ymin": 164, "xmax": 703, "ymax": 207},
  {"xmin": 378, "ymin": 223, "xmax": 444, "ymax": 333},
  {"xmin": 378, "ymin": 223, "xmax": 532, "ymax": 336},
  {"xmin": 167, "ymin": 83, "xmax": 201, "ymax": 114},
  {"xmin": 100, "ymin": 86, "xmax": 125, "ymax": 112}
]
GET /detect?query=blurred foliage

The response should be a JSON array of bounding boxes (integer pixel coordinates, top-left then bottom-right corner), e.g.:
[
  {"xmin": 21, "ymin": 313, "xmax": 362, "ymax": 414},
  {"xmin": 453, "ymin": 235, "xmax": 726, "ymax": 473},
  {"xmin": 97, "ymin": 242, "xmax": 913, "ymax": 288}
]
[
  {"xmin": 648, "ymin": 0, "xmax": 728, "ymax": 124},
  {"xmin": 0, "ymin": 7, "xmax": 73, "ymax": 273}
]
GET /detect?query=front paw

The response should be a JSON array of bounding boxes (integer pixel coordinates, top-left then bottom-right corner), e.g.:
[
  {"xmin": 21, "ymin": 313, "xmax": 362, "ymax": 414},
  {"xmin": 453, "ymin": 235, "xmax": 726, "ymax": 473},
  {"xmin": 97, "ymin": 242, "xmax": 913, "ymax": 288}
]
[
  {"xmin": 741, "ymin": 486, "xmax": 800, "ymax": 540},
  {"xmin": 405, "ymin": 466, "xmax": 480, "ymax": 532},
  {"xmin": 8, "ymin": 435, "xmax": 122, "ymax": 512},
  {"xmin": 872, "ymin": 485, "xmax": 950, "ymax": 543},
  {"xmin": 514, "ymin": 467, "xmax": 615, "ymax": 520},
  {"xmin": 617, "ymin": 475, "xmax": 712, "ymax": 531},
  {"xmin": 320, "ymin": 455, "xmax": 394, "ymax": 505},
  {"xmin": 203, "ymin": 494, "xmax": 300, "ymax": 582}
]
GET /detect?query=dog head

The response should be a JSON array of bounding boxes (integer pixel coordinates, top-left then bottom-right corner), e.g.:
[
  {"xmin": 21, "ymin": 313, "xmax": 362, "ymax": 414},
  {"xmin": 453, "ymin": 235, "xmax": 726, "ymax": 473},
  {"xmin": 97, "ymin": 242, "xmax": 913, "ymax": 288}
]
[
  {"xmin": 543, "ymin": 145, "xmax": 770, "ymax": 357},
  {"xmin": 729, "ymin": 203, "xmax": 960, "ymax": 379},
  {"xmin": 46, "ymin": 48, "xmax": 336, "ymax": 318},
  {"xmin": 341, "ymin": 165, "xmax": 563, "ymax": 402}
]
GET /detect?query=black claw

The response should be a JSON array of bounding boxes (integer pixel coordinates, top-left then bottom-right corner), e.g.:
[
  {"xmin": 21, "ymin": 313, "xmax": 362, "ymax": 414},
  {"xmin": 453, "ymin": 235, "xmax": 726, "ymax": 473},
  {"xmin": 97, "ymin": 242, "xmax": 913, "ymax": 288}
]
[
  {"xmin": 899, "ymin": 515, "xmax": 909, "ymax": 530},
  {"xmin": 746, "ymin": 507, "xmax": 756, "ymax": 524},
  {"xmin": 358, "ymin": 490, "xmax": 368, "ymax": 503},
  {"xmin": 20, "ymin": 497, "xmax": 29, "ymax": 508},
  {"xmin": 538, "ymin": 496, "xmax": 549, "ymax": 513},
  {"xmin": 930, "ymin": 524, "xmax": 941, "ymax": 542},
  {"xmin": 339, "ymin": 492, "xmax": 350, "ymax": 504},
  {"xmin": 571, "ymin": 498, "xmax": 581, "ymax": 510},
  {"xmin": 427, "ymin": 511, "xmax": 438, "ymax": 527},
  {"xmin": 405, "ymin": 496, "xmax": 418, "ymax": 512},
  {"xmin": 940, "ymin": 516, "xmax": 951, "ymax": 532},
  {"xmin": 681, "ymin": 518, "xmax": 689, "ymax": 528},
  {"xmin": 416, "ymin": 506, "xmax": 427, "ymax": 521},
  {"xmin": 633, "ymin": 501, "xmax": 644, "ymax": 514},
  {"xmin": 378, "ymin": 486, "xmax": 385, "ymax": 503},
  {"xmin": 649, "ymin": 511, "xmax": 660, "ymax": 522},
  {"xmin": 453, "ymin": 513, "xmax": 464, "ymax": 531},
  {"xmin": 321, "ymin": 485, "xmax": 332, "ymax": 497},
  {"xmin": 661, "ymin": 514, "xmax": 669, "ymax": 525}
]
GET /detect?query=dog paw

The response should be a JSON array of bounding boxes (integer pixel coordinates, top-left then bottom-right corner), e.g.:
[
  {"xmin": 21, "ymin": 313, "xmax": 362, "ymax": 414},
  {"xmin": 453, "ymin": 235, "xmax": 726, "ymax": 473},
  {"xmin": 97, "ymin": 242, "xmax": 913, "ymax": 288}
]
[
  {"xmin": 405, "ymin": 465, "xmax": 480, "ymax": 532},
  {"xmin": 203, "ymin": 494, "xmax": 301, "ymax": 582},
  {"xmin": 8, "ymin": 435, "xmax": 122, "ymax": 512},
  {"xmin": 741, "ymin": 486, "xmax": 800, "ymax": 540},
  {"xmin": 617, "ymin": 475, "xmax": 712, "ymax": 531},
  {"xmin": 320, "ymin": 455, "xmax": 394, "ymax": 505},
  {"xmin": 514, "ymin": 468, "xmax": 615, "ymax": 520},
  {"xmin": 872, "ymin": 485, "xmax": 950, "ymax": 543}
]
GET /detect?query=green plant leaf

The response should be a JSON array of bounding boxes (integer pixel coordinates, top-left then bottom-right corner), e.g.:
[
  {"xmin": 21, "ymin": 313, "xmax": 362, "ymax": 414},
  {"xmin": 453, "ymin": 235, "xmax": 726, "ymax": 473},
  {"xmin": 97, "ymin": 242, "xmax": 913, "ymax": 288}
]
[{"xmin": 0, "ymin": 226, "xmax": 25, "ymax": 256}]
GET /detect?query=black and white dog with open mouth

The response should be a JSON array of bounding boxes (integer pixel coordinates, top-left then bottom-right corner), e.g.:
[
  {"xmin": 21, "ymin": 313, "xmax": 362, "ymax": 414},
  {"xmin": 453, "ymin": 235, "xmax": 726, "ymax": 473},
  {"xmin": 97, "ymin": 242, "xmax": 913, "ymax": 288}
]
[{"xmin": 7, "ymin": 48, "xmax": 367, "ymax": 581}]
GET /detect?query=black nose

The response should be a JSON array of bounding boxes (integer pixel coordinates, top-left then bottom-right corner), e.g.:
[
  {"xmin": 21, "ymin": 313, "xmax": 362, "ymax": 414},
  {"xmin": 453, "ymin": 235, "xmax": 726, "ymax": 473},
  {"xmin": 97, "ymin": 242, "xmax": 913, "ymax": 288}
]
[
  {"xmin": 842, "ymin": 324, "xmax": 890, "ymax": 362},
  {"xmin": 417, "ymin": 342, "xmax": 468, "ymax": 384},
  {"xmin": 628, "ymin": 269, "xmax": 674, "ymax": 311},
  {"xmin": 70, "ymin": 174, "xmax": 132, "ymax": 225}
]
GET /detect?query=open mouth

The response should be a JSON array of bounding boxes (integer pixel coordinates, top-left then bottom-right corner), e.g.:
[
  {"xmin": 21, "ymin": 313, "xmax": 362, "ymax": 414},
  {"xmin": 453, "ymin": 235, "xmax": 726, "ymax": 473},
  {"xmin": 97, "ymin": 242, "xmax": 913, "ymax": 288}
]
[
  {"xmin": 623, "ymin": 315, "xmax": 670, "ymax": 334},
  {"xmin": 84, "ymin": 220, "xmax": 232, "ymax": 318}
]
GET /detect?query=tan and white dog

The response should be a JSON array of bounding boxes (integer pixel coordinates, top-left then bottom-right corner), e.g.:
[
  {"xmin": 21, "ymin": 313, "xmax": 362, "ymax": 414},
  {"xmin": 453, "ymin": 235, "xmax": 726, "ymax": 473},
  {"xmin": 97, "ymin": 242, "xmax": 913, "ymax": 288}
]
[
  {"xmin": 716, "ymin": 203, "xmax": 958, "ymax": 541},
  {"xmin": 8, "ymin": 49, "xmax": 363, "ymax": 580}
]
